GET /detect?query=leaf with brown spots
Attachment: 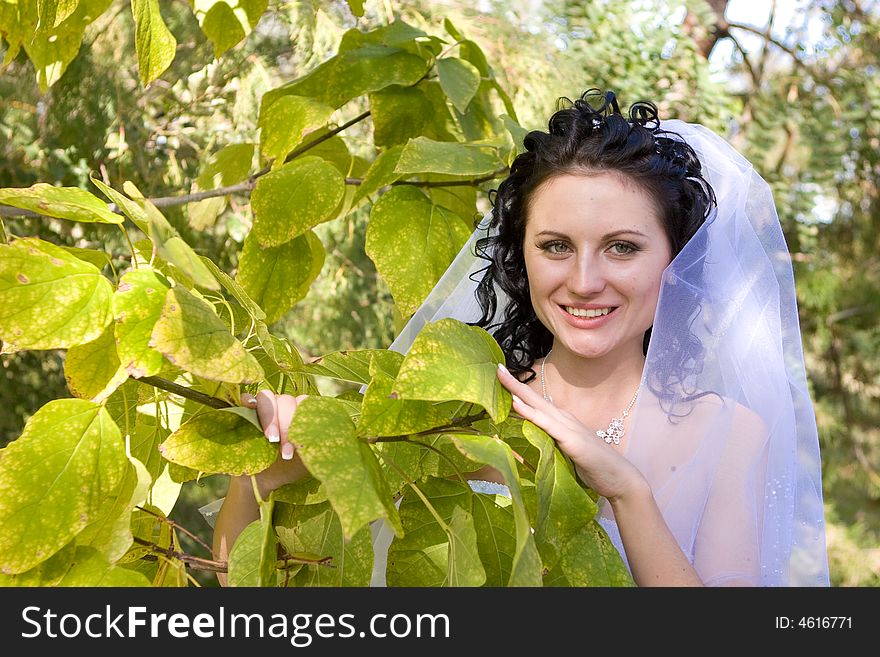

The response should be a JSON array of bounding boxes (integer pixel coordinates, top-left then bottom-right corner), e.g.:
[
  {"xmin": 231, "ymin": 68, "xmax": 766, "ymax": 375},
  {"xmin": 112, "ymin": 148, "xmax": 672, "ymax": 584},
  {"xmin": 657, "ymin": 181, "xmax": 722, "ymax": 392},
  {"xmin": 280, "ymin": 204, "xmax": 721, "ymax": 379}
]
[
  {"xmin": 112, "ymin": 267, "xmax": 171, "ymax": 378},
  {"xmin": 150, "ymin": 286, "xmax": 264, "ymax": 384},
  {"xmin": 0, "ymin": 399, "xmax": 127, "ymax": 575},
  {"xmin": 0, "ymin": 237, "xmax": 114, "ymax": 350}
]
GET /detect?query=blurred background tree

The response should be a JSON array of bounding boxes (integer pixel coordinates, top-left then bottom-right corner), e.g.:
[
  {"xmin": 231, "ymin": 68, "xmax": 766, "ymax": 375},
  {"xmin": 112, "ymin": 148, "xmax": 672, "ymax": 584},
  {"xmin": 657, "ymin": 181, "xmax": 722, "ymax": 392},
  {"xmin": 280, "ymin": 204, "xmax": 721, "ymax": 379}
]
[{"xmin": 1, "ymin": 0, "xmax": 876, "ymax": 586}]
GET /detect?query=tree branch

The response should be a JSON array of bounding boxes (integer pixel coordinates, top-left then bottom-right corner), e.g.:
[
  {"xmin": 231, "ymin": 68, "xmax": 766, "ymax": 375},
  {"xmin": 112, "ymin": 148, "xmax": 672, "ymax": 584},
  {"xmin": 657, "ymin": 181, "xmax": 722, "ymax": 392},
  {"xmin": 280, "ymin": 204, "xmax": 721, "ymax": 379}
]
[
  {"xmin": 132, "ymin": 536, "xmax": 228, "ymax": 573},
  {"xmin": 138, "ymin": 375, "xmax": 232, "ymax": 409}
]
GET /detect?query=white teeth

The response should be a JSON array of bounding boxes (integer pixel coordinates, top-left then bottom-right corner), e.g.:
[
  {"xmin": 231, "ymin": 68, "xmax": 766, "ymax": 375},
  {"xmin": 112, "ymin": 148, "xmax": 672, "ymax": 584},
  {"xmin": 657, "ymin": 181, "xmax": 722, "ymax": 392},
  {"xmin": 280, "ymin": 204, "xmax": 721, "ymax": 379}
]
[{"xmin": 564, "ymin": 306, "xmax": 613, "ymax": 318}]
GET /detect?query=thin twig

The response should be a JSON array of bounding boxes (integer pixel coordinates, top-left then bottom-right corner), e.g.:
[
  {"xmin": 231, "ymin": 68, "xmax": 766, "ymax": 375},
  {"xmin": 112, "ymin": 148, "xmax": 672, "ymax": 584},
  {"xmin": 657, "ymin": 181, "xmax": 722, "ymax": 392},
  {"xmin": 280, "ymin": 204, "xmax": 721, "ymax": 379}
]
[
  {"xmin": 132, "ymin": 536, "xmax": 228, "ymax": 573},
  {"xmin": 135, "ymin": 505, "xmax": 213, "ymax": 554},
  {"xmin": 138, "ymin": 375, "xmax": 232, "ymax": 409}
]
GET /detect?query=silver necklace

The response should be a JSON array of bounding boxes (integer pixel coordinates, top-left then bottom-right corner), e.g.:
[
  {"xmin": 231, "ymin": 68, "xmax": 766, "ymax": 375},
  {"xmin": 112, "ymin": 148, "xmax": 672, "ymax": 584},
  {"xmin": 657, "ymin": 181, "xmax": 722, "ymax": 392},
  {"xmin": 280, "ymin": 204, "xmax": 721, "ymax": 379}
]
[{"xmin": 540, "ymin": 349, "xmax": 640, "ymax": 445}]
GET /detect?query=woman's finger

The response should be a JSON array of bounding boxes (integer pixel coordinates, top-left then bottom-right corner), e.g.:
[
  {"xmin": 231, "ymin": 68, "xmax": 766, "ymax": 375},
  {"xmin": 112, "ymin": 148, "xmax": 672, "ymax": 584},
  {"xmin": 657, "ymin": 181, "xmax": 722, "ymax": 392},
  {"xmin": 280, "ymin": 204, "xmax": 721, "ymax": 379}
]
[
  {"xmin": 255, "ymin": 389, "xmax": 280, "ymax": 443},
  {"xmin": 276, "ymin": 394, "xmax": 299, "ymax": 461},
  {"xmin": 240, "ymin": 393, "xmax": 258, "ymax": 409},
  {"xmin": 496, "ymin": 363, "xmax": 548, "ymax": 408}
]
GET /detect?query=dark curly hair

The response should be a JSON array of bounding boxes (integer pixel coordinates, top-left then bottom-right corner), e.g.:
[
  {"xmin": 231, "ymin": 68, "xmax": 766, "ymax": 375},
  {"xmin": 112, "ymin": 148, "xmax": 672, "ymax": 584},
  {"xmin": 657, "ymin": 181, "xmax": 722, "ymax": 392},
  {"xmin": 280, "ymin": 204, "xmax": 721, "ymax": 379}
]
[{"xmin": 473, "ymin": 89, "xmax": 718, "ymax": 414}]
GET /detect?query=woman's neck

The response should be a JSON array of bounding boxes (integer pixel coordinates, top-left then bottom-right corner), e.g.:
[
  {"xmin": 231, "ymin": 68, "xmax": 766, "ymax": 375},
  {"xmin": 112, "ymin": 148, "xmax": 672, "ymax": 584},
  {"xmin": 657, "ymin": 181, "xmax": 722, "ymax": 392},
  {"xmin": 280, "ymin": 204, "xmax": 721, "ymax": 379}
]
[{"xmin": 541, "ymin": 342, "xmax": 645, "ymax": 410}]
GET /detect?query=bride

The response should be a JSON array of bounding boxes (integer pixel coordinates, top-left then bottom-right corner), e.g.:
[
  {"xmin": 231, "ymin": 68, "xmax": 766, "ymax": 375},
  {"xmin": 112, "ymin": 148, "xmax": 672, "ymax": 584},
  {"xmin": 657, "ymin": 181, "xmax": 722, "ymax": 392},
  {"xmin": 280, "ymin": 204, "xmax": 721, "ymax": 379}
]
[{"xmin": 212, "ymin": 89, "xmax": 830, "ymax": 587}]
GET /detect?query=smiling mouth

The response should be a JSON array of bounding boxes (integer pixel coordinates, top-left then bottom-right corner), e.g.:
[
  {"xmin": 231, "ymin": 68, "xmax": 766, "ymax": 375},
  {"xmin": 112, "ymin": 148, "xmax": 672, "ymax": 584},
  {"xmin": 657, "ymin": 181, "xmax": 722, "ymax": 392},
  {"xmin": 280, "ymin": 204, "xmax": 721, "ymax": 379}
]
[{"xmin": 561, "ymin": 305, "xmax": 618, "ymax": 318}]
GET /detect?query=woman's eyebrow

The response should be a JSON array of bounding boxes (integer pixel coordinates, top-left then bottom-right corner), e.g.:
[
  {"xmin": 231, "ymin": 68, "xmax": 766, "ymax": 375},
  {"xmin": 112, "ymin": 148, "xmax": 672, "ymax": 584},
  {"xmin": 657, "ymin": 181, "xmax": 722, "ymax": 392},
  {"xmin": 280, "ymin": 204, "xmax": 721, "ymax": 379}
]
[{"xmin": 534, "ymin": 229, "xmax": 648, "ymax": 239}]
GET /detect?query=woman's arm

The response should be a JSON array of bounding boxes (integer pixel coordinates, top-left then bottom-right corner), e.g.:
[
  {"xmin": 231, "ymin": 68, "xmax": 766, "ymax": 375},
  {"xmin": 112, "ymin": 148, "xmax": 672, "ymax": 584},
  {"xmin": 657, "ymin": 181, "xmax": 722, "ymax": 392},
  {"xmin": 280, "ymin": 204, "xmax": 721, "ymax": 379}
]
[
  {"xmin": 607, "ymin": 481, "xmax": 703, "ymax": 586},
  {"xmin": 211, "ymin": 392, "xmax": 309, "ymax": 586}
]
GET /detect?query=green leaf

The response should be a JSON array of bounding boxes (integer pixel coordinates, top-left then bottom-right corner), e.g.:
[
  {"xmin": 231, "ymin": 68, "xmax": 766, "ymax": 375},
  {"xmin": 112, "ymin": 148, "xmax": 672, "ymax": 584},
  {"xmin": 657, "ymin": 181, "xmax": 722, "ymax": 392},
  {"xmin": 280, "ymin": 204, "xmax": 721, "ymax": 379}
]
[
  {"xmin": 369, "ymin": 85, "xmax": 432, "ymax": 147},
  {"xmin": 0, "ymin": 183, "xmax": 122, "ymax": 224},
  {"xmin": 188, "ymin": 143, "xmax": 255, "ymax": 230},
  {"xmin": 89, "ymin": 175, "xmax": 149, "ymax": 233},
  {"xmin": 131, "ymin": 0, "xmax": 177, "ymax": 86},
  {"xmin": 289, "ymin": 397, "xmax": 402, "ymax": 539},
  {"xmin": 227, "ymin": 520, "xmax": 269, "ymax": 586},
  {"xmin": 521, "ymin": 422, "xmax": 633, "ymax": 586},
  {"xmin": 350, "ymin": 144, "xmax": 404, "ymax": 208},
  {"xmin": 0, "ymin": 541, "xmax": 76, "ymax": 587},
  {"xmin": 386, "ymin": 478, "xmax": 485, "ymax": 587},
  {"xmin": 200, "ymin": 255, "xmax": 266, "ymax": 322},
  {"xmin": 300, "ymin": 348, "xmax": 392, "ymax": 384},
  {"xmin": 150, "ymin": 286, "xmax": 264, "ymax": 383},
  {"xmin": 437, "ymin": 57, "xmax": 481, "ymax": 113},
  {"xmin": 443, "ymin": 17, "xmax": 463, "ymax": 41},
  {"xmin": 344, "ymin": 0, "xmax": 364, "ymax": 17},
  {"xmin": 38, "ymin": 0, "xmax": 80, "ymax": 30},
  {"xmin": 251, "ymin": 156, "xmax": 345, "ymax": 247},
  {"xmin": 61, "ymin": 245, "xmax": 113, "ymax": 270},
  {"xmin": 159, "ymin": 408, "xmax": 277, "ymax": 475},
  {"xmin": 193, "ymin": 0, "xmax": 267, "ymax": 58},
  {"xmin": 22, "ymin": 0, "xmax": 112, "ymax": 91},
  {"xmin": 395, "ymin": 136, "xmax": 502, "ymax": 177},
  {"xmin": 112, "ymin": 267, "xmax": 171, "ymax": 378},
  {"xmin": 76, "ymin": 454, "xmax": 152, "ymax": 563},
  {"xmin": 0, "ymin": 399, "xmax": 127, "ymax": 575},
  {"xmin": 274, "ymin": 500, "xmax": 374, "ymax": 586},
  {"xmin": 130, "ymin": 188, "xmax": 220, "ymax": 290},
  {"xmin": 259, "ymin": 95, "xmax": 335, "ymax": 167},
  {"xmin": 366, "ymin": 186, "xmax": 471, "ymax": 316},
  {"xmin": 64, "ymin": 321, "xmax": 129, "ymax": 402},
  {"xmin": 450, "ymin": 434, "xmax": 543, "ymax": 586},
  {"xmin": 0, "ymin": 237, "xmax": 114, "ymax": 350},
  {"xmin": 358, "ymin": 361, "xmax": 456, "ymax": 438},
  {"xmin": 471, "ymin": 489, "xmax": 516, "ymax": 586},
  {"xmin": 446, "ymin": 505, "xmax": 486, "ymax": 586},
  {"xmin": 236, "ymin": 230, "xmax": 325, "ymax": 324},
  {"xmin": 260, "ymin": 44, "xmax": 427, "ymax": 113},
  {"xmin": 57, "ymin": 546, "xmax": 151, "ymax": 586},
  {"xmin": 393, "ymin": 318, "xmax": 511, "ymax": 423}
]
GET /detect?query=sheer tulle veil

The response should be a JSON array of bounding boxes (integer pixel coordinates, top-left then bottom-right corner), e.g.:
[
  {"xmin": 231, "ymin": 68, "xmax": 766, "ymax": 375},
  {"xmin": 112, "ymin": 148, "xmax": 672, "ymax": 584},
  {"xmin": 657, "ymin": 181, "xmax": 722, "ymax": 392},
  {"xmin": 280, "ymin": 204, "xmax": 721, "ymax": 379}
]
[{"xmin": 387, "ymin": 120, "xmax": 830, "ymax": 586}]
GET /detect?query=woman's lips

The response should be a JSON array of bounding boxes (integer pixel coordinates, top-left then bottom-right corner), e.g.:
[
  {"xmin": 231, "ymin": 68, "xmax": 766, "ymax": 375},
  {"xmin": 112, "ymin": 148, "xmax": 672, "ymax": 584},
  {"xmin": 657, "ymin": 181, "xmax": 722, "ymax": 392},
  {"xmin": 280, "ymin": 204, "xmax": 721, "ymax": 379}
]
[{"xmin": 556, "ymin": 304, "xmax": 619, "ymax": 328}]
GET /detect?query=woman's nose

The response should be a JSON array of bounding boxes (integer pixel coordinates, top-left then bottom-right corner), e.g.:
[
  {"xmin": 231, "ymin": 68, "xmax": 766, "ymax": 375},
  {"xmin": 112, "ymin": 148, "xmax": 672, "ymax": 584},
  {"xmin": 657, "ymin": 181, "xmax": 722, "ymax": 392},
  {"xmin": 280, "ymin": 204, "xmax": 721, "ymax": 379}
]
[{"xmin": 567, "ymin": 255, "xmax": 606, "ymax": 296}]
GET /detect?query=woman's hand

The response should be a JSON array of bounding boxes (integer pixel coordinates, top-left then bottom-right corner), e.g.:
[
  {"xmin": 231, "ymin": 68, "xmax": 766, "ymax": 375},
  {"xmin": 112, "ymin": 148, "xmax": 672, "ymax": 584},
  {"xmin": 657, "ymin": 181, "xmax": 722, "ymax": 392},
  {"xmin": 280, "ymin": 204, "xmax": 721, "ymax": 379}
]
[
  {"xmin": 238, "ymin": 391, "xmax": 310, "ymax": 497},
  {"xmin": 496, "ymin": 364, "xmax": 648, "ymax": 504}
]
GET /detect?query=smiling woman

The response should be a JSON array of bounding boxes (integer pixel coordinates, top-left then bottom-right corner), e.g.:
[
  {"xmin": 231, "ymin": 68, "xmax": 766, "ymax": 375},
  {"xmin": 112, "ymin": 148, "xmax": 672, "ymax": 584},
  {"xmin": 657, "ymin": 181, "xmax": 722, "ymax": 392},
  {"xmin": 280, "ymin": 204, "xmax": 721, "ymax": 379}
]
[{"xmin": 392, "ymin": 89, "xmax": 830, "ymax": 586}]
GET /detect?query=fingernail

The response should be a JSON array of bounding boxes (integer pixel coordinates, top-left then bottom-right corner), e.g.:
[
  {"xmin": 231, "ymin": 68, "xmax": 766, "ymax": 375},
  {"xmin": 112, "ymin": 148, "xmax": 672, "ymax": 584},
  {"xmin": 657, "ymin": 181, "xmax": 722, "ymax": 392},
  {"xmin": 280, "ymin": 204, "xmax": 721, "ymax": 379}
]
[
  {"xmin": 512, "ymin": 394, "xmax": 522, "ymax": 405},
  {"xmin": 497, "ymin": 363, "xmax": 509, "ymax": 373},
  {"xmin": 281, "ymin": 443, "xmax": 294, "ymax": 460},
  {"xmin": 267, "ymin": 430, "xmax": 280, "ymax": 443}
]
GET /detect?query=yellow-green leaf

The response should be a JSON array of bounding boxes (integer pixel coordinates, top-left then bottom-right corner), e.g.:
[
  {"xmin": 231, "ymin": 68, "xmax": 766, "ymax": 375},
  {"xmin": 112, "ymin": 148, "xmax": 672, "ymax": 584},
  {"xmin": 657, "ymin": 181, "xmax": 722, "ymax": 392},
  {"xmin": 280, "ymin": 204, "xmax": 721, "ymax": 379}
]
[
  {"xmin": 56, "ymin": 546, "xmax": 151, "ymax": 586},
  {"xmin": 395, "ymin": 136, "xmax": 502, "ymax": 177},
  {"xmin": 289, "ymin": 397, "xmax": 402, "ymax": 540},
  {"xmin": 64, "ymin": 321, "xmax": 129, "ymax": 402},
  {"xmin": 251, "ymin": 156, "xmax": 345, "ymax": 247},
  {"xmin": 521, "ymin": 422, "xmax": 633, "ymax": 586},
  {"xmin": 131, "ymin": 0, "xmax": 177, "ymax": 86},
  {"xmin": 159, "ymin": 409, "xmax": 277, "ymax": 475},
  {"xmin": 77, "ymin": 454, "xmax": 152, "ymax": 564},
  {"xmin": 369, "ymin": 85, "xmax": 432, "ymax": 147},
  {"xmin": 150, "ymin": 286, "xmax": 264, "ymax": 383},
  {"xmin": 0, "ymin": 399, "xmax": 127, "ymax": 575},
  {"xmin": 300, "ymin": 348, "xmax": 392, "ymax": 385},
  {"xmin": 274, "ymin": 499, "xmax": 374, "ymax": 586},
  {"xmin": 451, "ymin": 434, "xmax": 543, "ymax": 586},
  {"xmin": 437, "ymin": 57, "xmax": 481, "ymax": 113},
  {"xmin": 259, "ymin": 95, "xmax": 335, "ymax": 167},
  {"xmin": 365, "ymin": 186, "xmax": 471, "ymax": 316},
  {"xmin": 236, "ymin": 230, "xmax": 324, "ymax": 324},
  {"xmin": 0, "ymin": 183, "xmax": 122, "ymax": 223},
  {"xmin": 0, "ymin": 237, "xmax": 114, "ymax": 350},
  {"xmin": 192, "ymin": 0, "xmax": 267, "ymax": 58},
  {"xmin": 260, "ymin": 44, "xmax": 427, "ymax": 113},
  {"xmin": 393, "ymin": 318, "xmax": 511, "ymax": 423},
  {"xmin": 113, "ymin": 267, "xmax": 172, "ymax": 378}
]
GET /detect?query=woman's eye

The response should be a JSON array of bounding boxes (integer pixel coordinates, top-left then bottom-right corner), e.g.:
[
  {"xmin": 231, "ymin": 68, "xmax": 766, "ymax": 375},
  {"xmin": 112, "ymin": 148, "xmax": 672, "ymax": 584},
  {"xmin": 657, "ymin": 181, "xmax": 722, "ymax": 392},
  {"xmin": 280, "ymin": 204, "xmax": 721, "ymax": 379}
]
[
  {"xmin": 610, "ymin": 242, "xmax": 638, "ymax": 255},
  {"xmin": 542, "ymin": 241, "xmax": 570, "ymax": 254}
]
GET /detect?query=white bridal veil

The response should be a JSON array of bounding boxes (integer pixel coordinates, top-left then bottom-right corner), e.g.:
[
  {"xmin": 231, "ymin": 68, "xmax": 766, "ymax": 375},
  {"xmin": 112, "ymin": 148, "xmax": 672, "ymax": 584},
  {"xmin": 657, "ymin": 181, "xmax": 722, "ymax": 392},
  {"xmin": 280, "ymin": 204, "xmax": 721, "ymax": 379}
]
[{"xmin": 387, "ymin": 120, "xmax": 830, "ymax": 586}]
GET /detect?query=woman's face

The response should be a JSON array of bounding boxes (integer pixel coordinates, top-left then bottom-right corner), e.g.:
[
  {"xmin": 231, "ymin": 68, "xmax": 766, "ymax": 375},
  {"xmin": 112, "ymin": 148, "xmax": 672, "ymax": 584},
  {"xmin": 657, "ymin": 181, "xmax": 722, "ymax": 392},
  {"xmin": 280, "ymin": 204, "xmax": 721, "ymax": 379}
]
[{"xmin": 523, "ymin": 172, "xmax": 673, "ymax": 362}]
